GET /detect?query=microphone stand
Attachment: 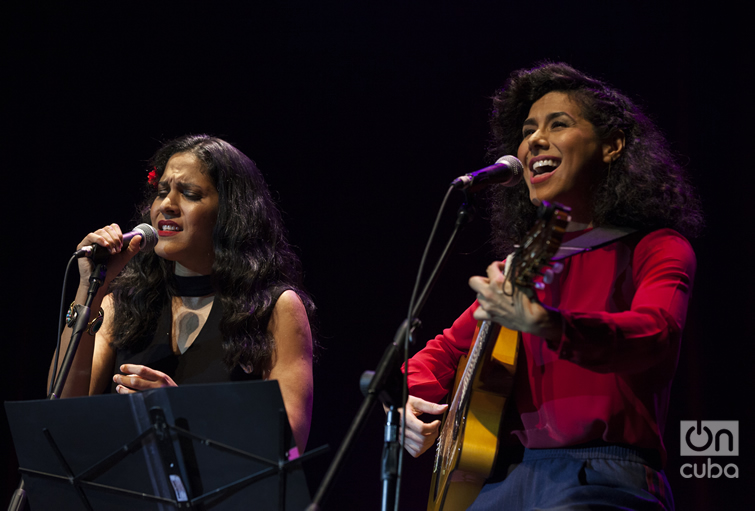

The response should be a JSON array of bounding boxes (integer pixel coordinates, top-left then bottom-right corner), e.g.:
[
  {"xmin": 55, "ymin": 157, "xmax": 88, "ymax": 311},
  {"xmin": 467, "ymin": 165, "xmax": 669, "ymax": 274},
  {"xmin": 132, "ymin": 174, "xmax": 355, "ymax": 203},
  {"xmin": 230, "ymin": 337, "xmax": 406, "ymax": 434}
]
[
  {"xmin": 307, "ymin": 192, "xmax": 475, "ymax": 511},
  {"xmin": 50, "ymin": 263, "xmax": 107, "ymax": 399},
  {"xmin": 8, "ymin": 263, "xmax": 107, "ymax": 511}
]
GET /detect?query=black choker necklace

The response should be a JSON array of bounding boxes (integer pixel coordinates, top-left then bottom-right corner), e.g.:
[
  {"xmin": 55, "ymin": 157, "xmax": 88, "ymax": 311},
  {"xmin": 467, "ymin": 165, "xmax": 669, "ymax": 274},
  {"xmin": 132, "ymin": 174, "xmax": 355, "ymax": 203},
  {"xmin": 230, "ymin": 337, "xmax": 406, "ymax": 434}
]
[{"xmin": 174, "ymin": 275, "xmax": 215, "ymax": 297}]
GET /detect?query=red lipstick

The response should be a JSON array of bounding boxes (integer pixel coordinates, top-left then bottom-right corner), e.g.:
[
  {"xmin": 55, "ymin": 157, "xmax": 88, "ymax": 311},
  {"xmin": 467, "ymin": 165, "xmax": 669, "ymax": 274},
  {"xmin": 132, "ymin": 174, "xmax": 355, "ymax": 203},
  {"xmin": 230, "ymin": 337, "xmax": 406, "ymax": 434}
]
[{"xmin": 157, "ymin": 220, "xmax": 182, "ymax": 237}]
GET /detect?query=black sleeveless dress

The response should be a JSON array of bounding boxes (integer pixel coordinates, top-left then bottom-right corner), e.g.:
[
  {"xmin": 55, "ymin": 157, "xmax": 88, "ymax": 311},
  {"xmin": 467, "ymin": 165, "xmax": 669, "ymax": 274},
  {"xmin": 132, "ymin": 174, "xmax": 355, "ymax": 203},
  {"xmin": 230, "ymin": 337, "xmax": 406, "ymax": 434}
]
[{"xmin": 109, "ymin": 296, "xmax": 272, "ymax": 392}]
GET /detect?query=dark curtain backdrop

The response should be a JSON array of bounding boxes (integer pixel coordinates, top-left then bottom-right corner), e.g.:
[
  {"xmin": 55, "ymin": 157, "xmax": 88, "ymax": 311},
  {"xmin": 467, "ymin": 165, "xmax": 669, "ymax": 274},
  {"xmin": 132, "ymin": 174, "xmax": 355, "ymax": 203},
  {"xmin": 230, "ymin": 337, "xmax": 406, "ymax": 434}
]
[{"xmin": 2, "ymin": 1, "xmax": 752, "ymax": 509}]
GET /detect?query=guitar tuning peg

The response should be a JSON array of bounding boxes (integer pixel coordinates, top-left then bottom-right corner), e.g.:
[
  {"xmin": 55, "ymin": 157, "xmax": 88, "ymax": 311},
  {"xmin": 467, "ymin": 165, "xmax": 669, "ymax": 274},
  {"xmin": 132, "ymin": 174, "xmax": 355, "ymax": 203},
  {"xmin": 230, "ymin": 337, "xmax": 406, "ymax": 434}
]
[
  {"xmin": 552, "ymin": 262, "xmax": 564, "ymax": 274},
  {"xmin": 534, "ymin": 281, "xmax": 545, "ymax": 290},
  {"xmin": 542, "ymin": 269, "xmax": 554, "ymax": 285}
]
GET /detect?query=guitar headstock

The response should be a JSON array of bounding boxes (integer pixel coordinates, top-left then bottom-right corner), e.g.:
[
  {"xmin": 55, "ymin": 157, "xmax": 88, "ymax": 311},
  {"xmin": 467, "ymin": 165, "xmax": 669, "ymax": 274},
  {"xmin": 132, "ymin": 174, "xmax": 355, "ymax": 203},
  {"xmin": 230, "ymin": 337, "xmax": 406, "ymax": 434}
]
[{"xmin": 510, "ymin": 201, "xmax": 571, "ymax": 291}]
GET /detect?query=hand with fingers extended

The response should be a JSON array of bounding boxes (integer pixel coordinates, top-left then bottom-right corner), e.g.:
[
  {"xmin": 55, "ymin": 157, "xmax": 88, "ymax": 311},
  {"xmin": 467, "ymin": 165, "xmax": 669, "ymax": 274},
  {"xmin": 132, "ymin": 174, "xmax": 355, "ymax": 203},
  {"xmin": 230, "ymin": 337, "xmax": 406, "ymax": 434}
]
[
  {"xmin": 76, "ymin": 223, "xmax": 143, "ymax": 289},
  {"xmin": 113, "ymin": 364, "xmax": 177, "ymax": 394},
  {"xmin": 468, "ymin": 260, "xmax": 562, "ymax": 340},
  {"xmin": 396, "ymin": 395, "xmax": 448, "ymax": 458}
]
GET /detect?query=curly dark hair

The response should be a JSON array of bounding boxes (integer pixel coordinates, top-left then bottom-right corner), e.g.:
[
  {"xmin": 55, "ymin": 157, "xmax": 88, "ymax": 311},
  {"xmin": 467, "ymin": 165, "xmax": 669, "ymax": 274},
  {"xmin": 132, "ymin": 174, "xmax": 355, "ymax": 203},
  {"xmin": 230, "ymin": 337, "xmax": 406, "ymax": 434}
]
[
  {"xmin": 109, "ymin": 134, "xmax": 316, "ymax": 375},
  {"xmin": 487, "ymin": 61, "xmax": 704, "ymax": 256}
]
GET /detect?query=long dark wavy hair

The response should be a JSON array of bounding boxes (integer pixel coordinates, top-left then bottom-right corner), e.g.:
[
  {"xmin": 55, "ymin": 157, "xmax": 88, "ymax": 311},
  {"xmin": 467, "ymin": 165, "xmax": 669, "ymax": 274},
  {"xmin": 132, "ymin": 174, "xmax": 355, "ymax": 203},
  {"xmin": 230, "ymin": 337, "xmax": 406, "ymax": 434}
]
[
  {"xmin": 109, "ymin": 135, "xmax": 316, "ymax": 374},
  {"xmin": 487, "ymin": 61, "xmax": 704, "ymax": 256}
]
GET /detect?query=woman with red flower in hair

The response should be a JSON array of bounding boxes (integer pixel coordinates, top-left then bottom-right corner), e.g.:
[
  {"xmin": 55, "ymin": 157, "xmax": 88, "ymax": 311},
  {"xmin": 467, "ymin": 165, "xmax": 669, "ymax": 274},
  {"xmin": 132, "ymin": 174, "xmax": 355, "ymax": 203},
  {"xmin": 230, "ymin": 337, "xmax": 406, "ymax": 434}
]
[{"xmin": 50, "ymin": 135, "xmax": 316, "ymax": 454}]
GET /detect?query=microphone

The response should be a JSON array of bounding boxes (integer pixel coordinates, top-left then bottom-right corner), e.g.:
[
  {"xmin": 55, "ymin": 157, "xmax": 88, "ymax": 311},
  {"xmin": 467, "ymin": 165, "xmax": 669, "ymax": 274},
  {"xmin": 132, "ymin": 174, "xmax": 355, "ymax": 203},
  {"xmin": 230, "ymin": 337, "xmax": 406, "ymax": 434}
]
[
  {"xmin": 75, "ymin": 223, "xmax": 159, "ymax": 262},
  {"xmin": 451, "ymin": 155, "xmax": 524, "ymax": 192}
]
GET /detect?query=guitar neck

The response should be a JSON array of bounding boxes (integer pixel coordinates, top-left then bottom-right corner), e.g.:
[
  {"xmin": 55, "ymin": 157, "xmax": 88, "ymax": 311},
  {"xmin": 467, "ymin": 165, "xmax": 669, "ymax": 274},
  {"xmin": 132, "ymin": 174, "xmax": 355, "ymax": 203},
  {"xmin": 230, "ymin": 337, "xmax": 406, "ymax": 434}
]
[{"xmin": 452, "ymin": 320, "xmax": 495, "ymax": 421}]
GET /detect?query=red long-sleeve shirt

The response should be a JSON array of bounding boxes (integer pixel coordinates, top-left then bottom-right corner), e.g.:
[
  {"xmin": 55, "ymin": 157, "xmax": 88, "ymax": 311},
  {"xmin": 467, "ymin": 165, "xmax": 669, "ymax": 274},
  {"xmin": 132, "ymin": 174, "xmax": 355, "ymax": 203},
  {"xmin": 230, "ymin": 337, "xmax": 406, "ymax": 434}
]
[{"xmin": 406, "ymin": 228, "xmax": 696, "ymax": 466}]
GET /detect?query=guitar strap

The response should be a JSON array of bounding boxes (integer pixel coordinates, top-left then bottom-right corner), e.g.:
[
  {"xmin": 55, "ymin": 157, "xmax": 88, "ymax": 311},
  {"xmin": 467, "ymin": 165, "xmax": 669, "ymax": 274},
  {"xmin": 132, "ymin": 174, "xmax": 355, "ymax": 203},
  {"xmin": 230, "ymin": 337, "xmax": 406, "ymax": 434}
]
[{"xmin": 551, "ymin": 225, "xmax": 637, "ymax": 261}]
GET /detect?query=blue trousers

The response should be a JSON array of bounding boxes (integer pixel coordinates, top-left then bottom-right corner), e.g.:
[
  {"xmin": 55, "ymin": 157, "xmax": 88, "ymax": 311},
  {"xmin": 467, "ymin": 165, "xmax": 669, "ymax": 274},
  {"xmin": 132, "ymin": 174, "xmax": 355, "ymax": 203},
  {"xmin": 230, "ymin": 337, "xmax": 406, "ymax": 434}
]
[{"xmin": 468, "ymin": 445, "xmax": 674, "ymax": 511}]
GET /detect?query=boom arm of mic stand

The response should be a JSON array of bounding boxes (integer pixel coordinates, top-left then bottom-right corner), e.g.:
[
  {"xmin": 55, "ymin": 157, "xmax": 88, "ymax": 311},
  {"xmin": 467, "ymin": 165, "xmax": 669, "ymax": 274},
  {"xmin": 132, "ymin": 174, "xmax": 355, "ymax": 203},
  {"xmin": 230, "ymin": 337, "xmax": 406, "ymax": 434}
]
[{"xmin": 307, "ymin": 197, "xmax": 475, "ymax": 510}]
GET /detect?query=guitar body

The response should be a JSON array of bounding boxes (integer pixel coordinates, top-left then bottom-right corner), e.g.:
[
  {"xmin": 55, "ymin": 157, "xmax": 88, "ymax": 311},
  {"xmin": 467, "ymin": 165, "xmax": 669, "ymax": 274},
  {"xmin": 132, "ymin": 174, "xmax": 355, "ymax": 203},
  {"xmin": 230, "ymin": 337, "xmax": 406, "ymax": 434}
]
[
  {"xmin": 427, "ymin": 202, "xmax": 570, "ymax": 511},
  {"xmin": 427, "ymin": 322, "xmax": 519, "ymax": 511}
]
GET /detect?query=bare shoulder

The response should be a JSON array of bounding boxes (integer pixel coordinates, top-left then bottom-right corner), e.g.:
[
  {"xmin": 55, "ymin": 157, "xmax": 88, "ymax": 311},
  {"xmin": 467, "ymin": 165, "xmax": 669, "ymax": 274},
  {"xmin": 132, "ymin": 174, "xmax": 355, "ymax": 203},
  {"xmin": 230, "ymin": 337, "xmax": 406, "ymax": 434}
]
[
  {"xmin": 273, "ymin": 289, "xmax": 306, "ymax": 315},
  {"xmin": 270, "ymin": 291, "xmax": 311, "ymax": 338}
]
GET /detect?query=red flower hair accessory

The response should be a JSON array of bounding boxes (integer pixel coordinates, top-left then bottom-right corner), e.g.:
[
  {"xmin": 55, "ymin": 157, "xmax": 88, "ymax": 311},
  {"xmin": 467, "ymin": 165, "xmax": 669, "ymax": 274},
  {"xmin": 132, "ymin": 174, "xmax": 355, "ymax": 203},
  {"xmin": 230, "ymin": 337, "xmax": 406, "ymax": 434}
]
[{"xmin": 147, "ymin": 167, "xmax": 159, "ymax": 188}]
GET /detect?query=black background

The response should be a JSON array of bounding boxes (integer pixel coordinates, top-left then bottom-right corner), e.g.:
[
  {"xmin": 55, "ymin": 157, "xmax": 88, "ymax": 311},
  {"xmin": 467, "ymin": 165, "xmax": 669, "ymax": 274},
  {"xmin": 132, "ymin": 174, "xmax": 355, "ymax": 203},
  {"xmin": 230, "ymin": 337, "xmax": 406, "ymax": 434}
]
[{"xmin": 2, "ymin": 1, "xmax": 752, "ymax": 509}]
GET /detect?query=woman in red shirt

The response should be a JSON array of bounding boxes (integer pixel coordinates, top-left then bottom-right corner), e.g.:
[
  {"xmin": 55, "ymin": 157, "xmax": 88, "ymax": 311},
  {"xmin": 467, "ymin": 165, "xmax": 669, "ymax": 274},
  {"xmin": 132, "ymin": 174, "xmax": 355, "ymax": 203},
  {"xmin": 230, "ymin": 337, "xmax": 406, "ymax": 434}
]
[{"xmin": 402, "ymin": 62, "xmax": 702, "ymax": 510}]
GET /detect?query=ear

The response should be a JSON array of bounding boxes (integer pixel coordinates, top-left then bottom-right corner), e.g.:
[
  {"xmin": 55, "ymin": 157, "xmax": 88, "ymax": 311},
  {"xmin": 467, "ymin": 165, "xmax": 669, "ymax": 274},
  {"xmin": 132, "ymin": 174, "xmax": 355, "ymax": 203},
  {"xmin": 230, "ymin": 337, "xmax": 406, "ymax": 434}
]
[{"xmin": 602, "ymin": 129, "xmax": 625, "ymax": 163}]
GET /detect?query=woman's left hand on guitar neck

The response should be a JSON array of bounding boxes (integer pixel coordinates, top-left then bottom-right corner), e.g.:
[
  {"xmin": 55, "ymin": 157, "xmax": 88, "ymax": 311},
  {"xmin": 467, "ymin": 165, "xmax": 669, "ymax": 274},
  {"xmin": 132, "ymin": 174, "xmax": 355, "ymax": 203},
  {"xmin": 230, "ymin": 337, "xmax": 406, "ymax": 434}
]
[{"xmin": 469, "ymin": 261, "xmax": 563, "ymax": 342}]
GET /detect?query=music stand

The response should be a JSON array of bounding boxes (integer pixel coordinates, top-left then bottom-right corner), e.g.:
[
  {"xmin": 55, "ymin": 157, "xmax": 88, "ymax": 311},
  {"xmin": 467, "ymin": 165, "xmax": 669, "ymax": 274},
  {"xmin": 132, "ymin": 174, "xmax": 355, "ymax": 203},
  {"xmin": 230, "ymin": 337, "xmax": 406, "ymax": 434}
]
[{"xmin": 5, "ymin": 380, "xmax": 319, "ymax": 510}]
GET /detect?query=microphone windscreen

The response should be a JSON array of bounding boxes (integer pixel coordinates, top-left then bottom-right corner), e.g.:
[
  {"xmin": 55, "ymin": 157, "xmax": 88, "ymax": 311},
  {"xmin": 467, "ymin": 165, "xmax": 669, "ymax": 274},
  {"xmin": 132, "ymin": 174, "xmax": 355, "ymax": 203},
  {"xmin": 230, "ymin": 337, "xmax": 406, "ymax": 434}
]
[
  {"xmin": 496, "ymin": 155, "xmax": 524, "ymax": 175},
  {"xmin": 133, "ymin": 223, "xmax": 158, "ymax": 251},
  {"xmin": 493, "ymin": 155, "xmax": 524, "ymax": 186}
]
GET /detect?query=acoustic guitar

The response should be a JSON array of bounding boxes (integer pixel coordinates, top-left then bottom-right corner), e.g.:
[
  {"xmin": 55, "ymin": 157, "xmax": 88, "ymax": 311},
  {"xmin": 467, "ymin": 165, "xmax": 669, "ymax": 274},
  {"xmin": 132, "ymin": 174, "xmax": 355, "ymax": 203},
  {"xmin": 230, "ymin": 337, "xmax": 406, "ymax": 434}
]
[{"xmin": 427, "ymin": 202, "xmax": 570, "ymax": 511}]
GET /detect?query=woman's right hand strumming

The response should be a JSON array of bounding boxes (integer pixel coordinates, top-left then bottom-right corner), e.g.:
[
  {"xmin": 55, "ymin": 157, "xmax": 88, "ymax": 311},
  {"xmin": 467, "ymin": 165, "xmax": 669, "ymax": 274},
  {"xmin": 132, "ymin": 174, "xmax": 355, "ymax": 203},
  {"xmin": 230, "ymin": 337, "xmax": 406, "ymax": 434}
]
[{"xmin": 396, "ymin": 395, "xmax": 448, "ymax": 458}]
